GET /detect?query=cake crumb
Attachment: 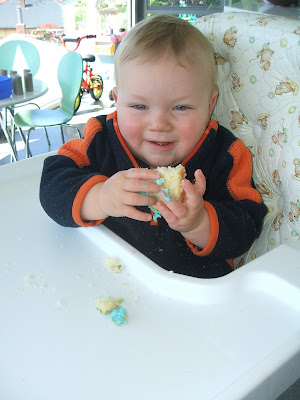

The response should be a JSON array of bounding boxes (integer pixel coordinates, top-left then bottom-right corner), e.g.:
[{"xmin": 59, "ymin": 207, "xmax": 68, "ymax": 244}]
[
  {"xmin": 104, "ymin": 257, "xmax": 122, "ymax": 273},
  {"xmin": 96, "ymin": 296, "xmax": 128, "ymax": 326},
  {"xmin": 109, "ymin": 307, "xmax": 128, "ymax": 326},
  {"xmin": 96, "ymin": 296, "xmax": 123, "ymax": 314},
  {"xmin": 55, "ymin": 300, "xmax": 64, "ymax": 310}
]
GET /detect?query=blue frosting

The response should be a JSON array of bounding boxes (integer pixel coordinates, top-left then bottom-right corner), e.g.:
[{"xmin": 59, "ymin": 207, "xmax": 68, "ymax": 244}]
[
  {"xmin": 149, "ymin": 206, "xmax": 161, "ymax": 221},
  {"xmin": 109, "ymin": 307, "xmax": 128, "ymax": 326},
  {"xmin": 160, "ymin": 188, "xmax": 172, "ymax": 201}
]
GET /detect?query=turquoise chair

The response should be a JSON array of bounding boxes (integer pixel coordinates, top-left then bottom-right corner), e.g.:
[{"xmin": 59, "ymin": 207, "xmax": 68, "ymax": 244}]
[
  {"xmin": 0, "ymin": 39, "xmax": 40, "ymax": 76},
  {"xmin": 0, "ymin": 40, "xmax": 41, "ymax": 156},
  {"xmin": 14, "ymin": 52, "xmax": 83, "ymax": 158}
]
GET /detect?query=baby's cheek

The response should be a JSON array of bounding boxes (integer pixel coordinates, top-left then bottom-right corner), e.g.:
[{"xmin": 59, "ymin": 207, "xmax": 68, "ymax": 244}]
[
  {"xmin": 180, "ymin": 120, "xmax": 204, "ymax": 140},
  {"xmin": 120, "ymin": 120, "xmax": 143, "ymax": 142}
]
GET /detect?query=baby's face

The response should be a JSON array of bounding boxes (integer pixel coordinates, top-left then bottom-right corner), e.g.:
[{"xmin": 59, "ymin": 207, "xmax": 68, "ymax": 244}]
[{"xmin": 113, "ymin": 56, "xmax": 218, "ymax": 167}]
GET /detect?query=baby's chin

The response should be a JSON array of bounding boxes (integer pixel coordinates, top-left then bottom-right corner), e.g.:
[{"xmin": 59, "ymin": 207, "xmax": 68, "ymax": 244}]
[
  {"xmin": 143, "ymin": 157, "xmax": 181, "ymax": 168},
  {"xmin": 130, "ymin": 147, "xmax": 182, "ymax": 167}
]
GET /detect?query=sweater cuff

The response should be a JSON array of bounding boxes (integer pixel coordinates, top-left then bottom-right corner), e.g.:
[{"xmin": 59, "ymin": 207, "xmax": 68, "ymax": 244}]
[
  {"xmin": 185, "ymin": 201, "xmax": 219, "ymax": 256},
  {"xmin": 72, "ymin": 175, "xmax": 108, "ymax": 227}
]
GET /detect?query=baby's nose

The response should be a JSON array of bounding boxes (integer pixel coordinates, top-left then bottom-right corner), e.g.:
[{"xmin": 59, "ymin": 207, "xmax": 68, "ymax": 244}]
[{"xmin": 149, "ymin": 112, "xmax": 171, "ymax": 132}]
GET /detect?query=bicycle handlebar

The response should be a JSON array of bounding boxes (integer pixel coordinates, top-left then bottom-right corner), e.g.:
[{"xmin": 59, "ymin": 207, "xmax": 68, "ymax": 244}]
[{"xmin": 61, "ymin": 34, "xmax": 97, "ymax": 51}]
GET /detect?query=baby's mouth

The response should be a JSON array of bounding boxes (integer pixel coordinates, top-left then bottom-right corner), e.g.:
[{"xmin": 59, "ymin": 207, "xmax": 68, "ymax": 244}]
[
  {"xmin": 153, "ymin": 141, "xmax": 170, "ymax": 146},
  {"xmin": 148, "ymin": 140, "xmax": 174, "ymax": 148}
]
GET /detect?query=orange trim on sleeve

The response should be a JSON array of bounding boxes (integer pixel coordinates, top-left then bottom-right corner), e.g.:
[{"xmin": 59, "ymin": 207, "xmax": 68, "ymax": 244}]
[
  {"xmin": 225, "ymin": 258, "xmax": 234, "ymax": 270},
  {"xmin": 227, "ymin": 140, "xmax": 263, "ymax": 203},
  {"xmin": 182, "ymin": 120, "xmax": 218, "ymax": 166},
  {"xmin": 108, "ymin": 111, "xmax": 139, "ymax": 168},
  {"xmin": 185, "ymin": 201, "xmax": 219, "ymax": 257},
  {"xmin": 72, "ymin": 174, "xmax": 108, "ymax": 227},
  {"xmin": 58, "ymin": 118, "xmax": 103, "ymax": 168}
]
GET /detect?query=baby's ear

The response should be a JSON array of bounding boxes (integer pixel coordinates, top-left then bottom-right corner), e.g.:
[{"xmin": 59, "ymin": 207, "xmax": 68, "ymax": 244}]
[
  {"xmin": 209, "ymin": 88, "xmax": 219, "ymax": 116},
  {"xmin": 112, "ymin": 87, "xmax": 118, "ymax": 102}
]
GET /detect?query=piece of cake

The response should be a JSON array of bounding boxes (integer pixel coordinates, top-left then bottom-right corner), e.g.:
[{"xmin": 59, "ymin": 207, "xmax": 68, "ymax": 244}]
[
  {"xmin": 149, "ymin": 164, "xmax": 186, "ymax": 214},
  {"xmin": 96, "ymin": 296, "xmax": 128, "ymax": 326},
  {"xmin": 155, "ymin": 164, "xmax": 186, "ymax": 201},
  {"xmin": 96, "ymin": 296, "xmax": 123, "ymax": 314},
  {"xmin": 104, "ymin": 257, "xmax": 122, "ymax": 273}
]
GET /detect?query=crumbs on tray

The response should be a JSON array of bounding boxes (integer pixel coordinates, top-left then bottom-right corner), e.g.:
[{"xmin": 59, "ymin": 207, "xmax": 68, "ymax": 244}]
[
  {"xmin": 96, "ymin": 296, "xmax": 128, "ymax": 326},
  {"xmin": 104, "ymin": 257, "xmax": 122, "ymax": 273}
]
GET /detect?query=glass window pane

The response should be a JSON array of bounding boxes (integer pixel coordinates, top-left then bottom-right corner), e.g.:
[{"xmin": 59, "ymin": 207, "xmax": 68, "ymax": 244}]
[
  {"xmin": 146, "ymin": 13, "xmax": 203, "ymax": 21},
  {"xmin": 148, "ymin": 0, "xmax": 222, "ymax": 6}
]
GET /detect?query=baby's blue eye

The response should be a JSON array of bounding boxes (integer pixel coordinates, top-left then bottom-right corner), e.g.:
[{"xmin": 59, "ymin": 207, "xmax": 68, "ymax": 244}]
[
  {"xmin": 133, "ymin": 104, "xmax": 147, "ymax": 110},
  {"xmin": 174, "ymin": 105, "xmax": 188, "ymax": 110}
]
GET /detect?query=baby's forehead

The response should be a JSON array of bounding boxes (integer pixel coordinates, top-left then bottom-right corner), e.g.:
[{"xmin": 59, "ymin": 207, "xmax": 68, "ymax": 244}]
[
  {"xmin": 116, "ymin": 56, "xmax": 215, "ymax": 95},
  {"xmin": 115, "ymin": 42, "xmax": 215, "ymax": 87},
  {"xmin": 121, "ymin": 48, "xmax": 210, "ymax": 69}
]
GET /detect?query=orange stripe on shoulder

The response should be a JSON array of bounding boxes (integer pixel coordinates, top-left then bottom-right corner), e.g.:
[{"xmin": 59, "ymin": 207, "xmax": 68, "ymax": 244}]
[
  {"xmin": 58, "ymin": 117, "xmax": 103, "ymax": 168},
  {"xmin": 107, "ymin": 110, "xmax": 117, "ymax": 121},
  {"xmin": 227, "ymin": 140, "xmax": 263, "ymax": 203}
]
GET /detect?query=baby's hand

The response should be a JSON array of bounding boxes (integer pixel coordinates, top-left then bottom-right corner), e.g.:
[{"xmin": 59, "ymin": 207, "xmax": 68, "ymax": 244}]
[
  {"xmin": 98, "ymin": 168, "xmax": 160, "ymax": 222},
  {"xmin": 156, "ymin": 169, "xmax": 210, "ymax": 247}
]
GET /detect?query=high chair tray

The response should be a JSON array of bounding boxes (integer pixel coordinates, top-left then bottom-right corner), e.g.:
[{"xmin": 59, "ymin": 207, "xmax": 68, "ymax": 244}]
[{"xmin": 0, "ymin": 154, "xmax": 300, "ymax": 400}]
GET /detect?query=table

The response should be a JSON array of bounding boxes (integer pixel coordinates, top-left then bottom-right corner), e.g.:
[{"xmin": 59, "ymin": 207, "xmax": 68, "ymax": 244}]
[
  {"xmin": 0, "ymin": 79, "xmax": 48, "ymax": 161},
  {"xmin": 1, "ymin": 154, "xmax": 300, "ymax": 400}
]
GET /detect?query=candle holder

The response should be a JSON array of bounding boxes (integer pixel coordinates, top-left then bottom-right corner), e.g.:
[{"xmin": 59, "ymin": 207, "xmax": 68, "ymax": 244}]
[
  {"xmin": 24, "ymin": 70, "xmax": 33, "ymax": 92},
  {"xmin": 12, "ymin": 74, "xmax": 24, "ymax": 95}
]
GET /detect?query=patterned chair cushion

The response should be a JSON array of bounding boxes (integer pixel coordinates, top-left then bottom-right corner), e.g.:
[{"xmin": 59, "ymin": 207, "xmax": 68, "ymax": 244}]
[{"xmin": 194, "ymin": 12, "xmax": 300, "ymax": 267}]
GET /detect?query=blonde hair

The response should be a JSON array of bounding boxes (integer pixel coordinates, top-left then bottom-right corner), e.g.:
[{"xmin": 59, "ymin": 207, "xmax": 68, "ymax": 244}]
[{"xmin": 114, "ymin": 14, "xmax": 216, "ymax": 88}]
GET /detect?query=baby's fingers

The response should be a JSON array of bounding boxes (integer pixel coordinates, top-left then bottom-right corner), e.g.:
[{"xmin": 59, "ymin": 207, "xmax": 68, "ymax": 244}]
[
  {"xmin": 124, "ymin": 192, "xmax": 157, "ymax": 207},
  {"xmin": 125, "ymin": 168, "xmax": 160, "ymax": 181},
  {"xmin": 124, "ymin": 178, "xmax": 160, "ymax": 195},
  {"xmin": 123, "ymin": 205, "xmax": 152, "ymax": 222},
  {"xmin": 181, "ymin": 171, "xmax": 206, "ymax": 206}
]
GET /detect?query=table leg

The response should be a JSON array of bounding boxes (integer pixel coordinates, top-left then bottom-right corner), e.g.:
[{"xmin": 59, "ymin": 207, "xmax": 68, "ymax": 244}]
[
  {"xmin": 7, "ymin": 106, "xmax": 31, "ymax": 157},
  {"xmin": 0, "ymin": 107, "xmax": 18, "ymax": 162}
]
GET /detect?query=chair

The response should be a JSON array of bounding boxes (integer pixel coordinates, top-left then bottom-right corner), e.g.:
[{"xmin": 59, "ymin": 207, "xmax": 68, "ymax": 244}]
[
  {"xmin": 14, "ymin": 51, "xmax": 83, "ymax": 158},
  {"xmin": 194, "ymin": 12, "xmax": 300, "ymax": 267},
  {"xmin": 0, "ymin": 39, "xmax": 40, "ymax": 77},
  {"xmin": 0, "ymin": 39, "xmax": 41, "ymax": 156}
]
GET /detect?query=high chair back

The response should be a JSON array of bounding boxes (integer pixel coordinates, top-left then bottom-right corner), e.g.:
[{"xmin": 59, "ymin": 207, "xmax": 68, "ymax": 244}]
[{"xmin": 194, "ymin": 12, "xmax": 300, "ymax": 267}]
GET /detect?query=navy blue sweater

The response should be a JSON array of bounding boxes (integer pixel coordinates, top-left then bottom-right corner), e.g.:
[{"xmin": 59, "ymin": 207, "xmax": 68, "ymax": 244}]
[{"xmin": 40, "ymin": 111, "xmax": 267, "ymax": 278}]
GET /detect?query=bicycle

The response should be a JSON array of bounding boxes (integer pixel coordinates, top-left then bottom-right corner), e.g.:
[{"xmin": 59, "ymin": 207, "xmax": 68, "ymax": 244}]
[{"xmin": 60, "ymin": 34, "xmax": 104, "ymax": 112}]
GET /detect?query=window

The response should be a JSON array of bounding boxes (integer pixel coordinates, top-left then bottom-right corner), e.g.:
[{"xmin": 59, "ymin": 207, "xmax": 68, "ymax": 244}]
[{"xmin": 135, "ymin": 0, "xmax": 224, "ymax": 22}]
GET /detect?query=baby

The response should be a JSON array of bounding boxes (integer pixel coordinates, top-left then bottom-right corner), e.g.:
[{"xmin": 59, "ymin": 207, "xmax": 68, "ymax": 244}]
[{"xmin": 40, "ymin": 14, "xmax": 267, "ymax": 278}]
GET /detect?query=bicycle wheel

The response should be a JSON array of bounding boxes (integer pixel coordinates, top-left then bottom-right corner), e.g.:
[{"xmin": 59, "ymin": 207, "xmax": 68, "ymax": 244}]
[
  {"xmin": 74, "ymin": 89, "xmax": 83, "ymax": 113},
  {"xmin": 89, "ymin": 75, "xmax": 103, "ymax": 101}
]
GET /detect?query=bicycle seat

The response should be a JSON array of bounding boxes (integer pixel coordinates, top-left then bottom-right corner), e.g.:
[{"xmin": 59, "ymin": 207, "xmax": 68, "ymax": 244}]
[{"xmin": 83, "ymin": 54, "xmax": 95, "ymax": 63}]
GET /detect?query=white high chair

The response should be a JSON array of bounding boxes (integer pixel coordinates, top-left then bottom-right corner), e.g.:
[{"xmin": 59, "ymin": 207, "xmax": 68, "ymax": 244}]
[{"xmin": 194, "ymin": 12, "xmax": 300, "ymax": 268}]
